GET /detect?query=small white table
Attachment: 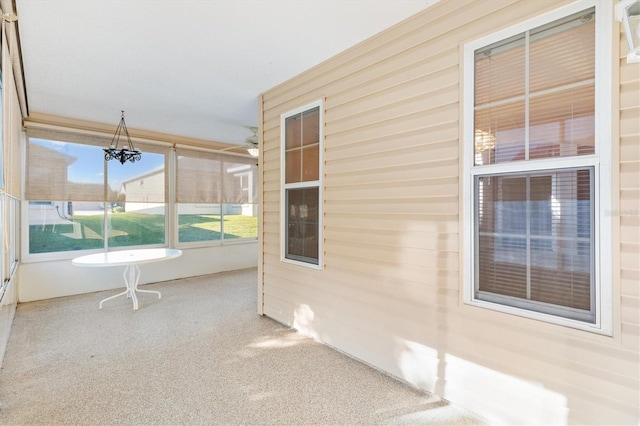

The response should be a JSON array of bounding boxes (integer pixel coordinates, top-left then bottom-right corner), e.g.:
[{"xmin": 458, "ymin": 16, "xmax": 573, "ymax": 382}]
[{"xmin": 72, "ymin": 248, "xmax": 182, "ymax": 310}]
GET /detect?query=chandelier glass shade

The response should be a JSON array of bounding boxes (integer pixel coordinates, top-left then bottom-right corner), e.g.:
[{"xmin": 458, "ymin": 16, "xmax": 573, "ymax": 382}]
[{"xmin": 104, "ymin": 111, "xmax": 141, "ymax": 164}]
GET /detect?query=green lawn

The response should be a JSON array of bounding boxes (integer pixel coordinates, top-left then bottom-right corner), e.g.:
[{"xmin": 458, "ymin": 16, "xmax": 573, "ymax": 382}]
[{"xmin": 29, "ymin": 213, "xmax": 257, "ymax": 254}]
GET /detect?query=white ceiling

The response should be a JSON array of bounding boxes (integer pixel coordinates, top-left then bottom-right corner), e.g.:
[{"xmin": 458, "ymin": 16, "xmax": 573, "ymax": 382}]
[{"xmin": 14, "ymin": 0, "xmax": 436, "ymax": 146}]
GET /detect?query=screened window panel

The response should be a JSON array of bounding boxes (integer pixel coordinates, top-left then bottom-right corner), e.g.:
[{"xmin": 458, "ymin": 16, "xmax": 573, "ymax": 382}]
[
  {"xmin": 175, "ymin": 148, "xmax": 257, "ymax": 204},
  {"xmin": 286, "ymin": 187, "xmax": 319, "ymax": 264},
  {"xmin": 285, "ymin": 107, "xmax": 320, "ymax": 183},
  {"xmin": 302, "ymin": 145, "xmax": 319, "ymax": 181},
  {"xmin": 301, "ymin": 108, "xmax": 320, "ymax": 146},
  {"xmin": 475, "ymin": 168, "xmax": 594, "ymax": 318},
  {"xmin": 28, "ymin": 200, "xmax": 106, "ymax": 253},
  {"xmin": 221, "ymin": 158, "xmax": 258, "ymax": 204},
  {"xmin": 177, "ymin": 203, "xmax": 222, "ymax": 243},
  {"xmin": 26, "ymin": 139, "xmax": 106, "ymax": 201},
  {"xmin": 107, "ymin": 149, "xmax": 166, "ymax": 203},
  {"xmin": 25, "ymin": 129, "xmax": 170, "ymax": 202},
  {"xmin": 107, "ymin": 204, "xmax": 165, "ymax": 248},
  {"xmin": 285, "ymin": 149, "xmax": 301, "ymax": 183},
  {"xmin": 176, "ymin": 153, "xmax": 222, "ymax": 204},
  {"xmin": 474, "ymin": 8, "xmax": 595, "ymax": 165},
  {"xmin": 285, "ymin": 115, "xmax": 302, "ymax": 150}
]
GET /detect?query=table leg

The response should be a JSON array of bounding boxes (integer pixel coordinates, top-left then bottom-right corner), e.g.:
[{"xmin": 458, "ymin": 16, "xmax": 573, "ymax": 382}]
[
  {"xmin": 131, "ymin": 264, "xmax": 162, "ymax": 303},
  {"xmin": 98, "ymin": 264, "xmax": 161, "ymax": 310},
  {"xmin": 99, "ymin": 288, "xmax": 129, "ymax": 310}
]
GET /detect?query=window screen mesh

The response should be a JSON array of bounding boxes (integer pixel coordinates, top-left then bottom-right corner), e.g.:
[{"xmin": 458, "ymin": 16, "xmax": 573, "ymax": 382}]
[
  {"xmin": 176, "ymin": 148, "xmax": 258, "ymax": 204},
  {"xmin": 476, "ymin": 168, "xmax": 593, "ymax": 317}
]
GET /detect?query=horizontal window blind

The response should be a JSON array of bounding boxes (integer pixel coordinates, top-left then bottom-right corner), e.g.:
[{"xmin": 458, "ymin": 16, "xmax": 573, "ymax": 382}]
[
  {"xmin": 473, "ymin": 7, "xmax": 595, "ymax": 166},
  {"xmin": 475, "ymin": 168, "xmax": 594, "ymax": 320}
]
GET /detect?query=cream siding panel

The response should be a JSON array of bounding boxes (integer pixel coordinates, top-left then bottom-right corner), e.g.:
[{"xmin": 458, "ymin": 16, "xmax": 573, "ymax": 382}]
[
  {"xmin": 618, "ymin": 12, "xmax": 640, "ymax": 364},
  {"xmin": 260, "ymin": 0, "xmax": 639, "ymax": 423},
  {"xmin": 620, "ymin": 216, "xmax": 640, "ymax": 248},
  {"xmin": 620, "ymin": 135, "xmax": 639, "ymax": 161},
  {"xmin": 620, "ymin": 108, "xmax": 640, "ymax": 135},
  {"xmin": 621, "ymin": 267, "xmax": 640, "ymax": 296},
  {"xmin": 326, "ymin": 213, "xmax": 460, "ymax": 234},
  {"xmin": 326, "ymin": 126, "xmax": 457, "ymax": 161}
]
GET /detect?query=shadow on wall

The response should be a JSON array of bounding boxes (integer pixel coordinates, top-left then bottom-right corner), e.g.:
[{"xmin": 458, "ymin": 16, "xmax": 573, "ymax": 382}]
[{"xmin": 392, "ymin": 221, "xmax": 569, "ymax": 425}]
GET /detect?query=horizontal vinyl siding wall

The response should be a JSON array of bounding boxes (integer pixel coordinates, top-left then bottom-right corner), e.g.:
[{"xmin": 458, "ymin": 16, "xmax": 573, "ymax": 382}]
[
  {"xmin": 261, "ymin": 1, "xmax": 639, "ymax": 424},
  {"xmin": 619, "ymin": 35, "xmax": 640, "ymax": 354}
]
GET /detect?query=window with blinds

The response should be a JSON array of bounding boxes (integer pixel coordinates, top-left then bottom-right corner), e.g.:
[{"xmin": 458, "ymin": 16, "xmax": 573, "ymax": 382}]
[
  {"xmin": 24, "ymin": 128, "xmax": 259, "ymax": 254},
  {"xmin": 25, "ymin": 131, "xmax": 169, "ymax": 252},
  {"xmin": 282, "ymin": 101, "xmax": 322, "ymax": 267},
  {"xmin": 175, "ymin": 147, "xmax": 258, "ymax": 243},
  {"xmin": 464, "ymin": 2, "xmax": 611, "ymax": 330}
]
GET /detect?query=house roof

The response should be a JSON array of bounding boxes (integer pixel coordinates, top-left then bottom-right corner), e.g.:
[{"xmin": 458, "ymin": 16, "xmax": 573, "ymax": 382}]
[{"xmin": 14, "ymin": 0, "xmax": 437, "ymax": 148}]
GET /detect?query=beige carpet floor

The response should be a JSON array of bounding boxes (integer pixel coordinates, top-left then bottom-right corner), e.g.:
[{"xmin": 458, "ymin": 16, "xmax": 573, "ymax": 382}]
[{"xmin": 0, "ymin": 268, "xmax": 486, "ymax": 425}]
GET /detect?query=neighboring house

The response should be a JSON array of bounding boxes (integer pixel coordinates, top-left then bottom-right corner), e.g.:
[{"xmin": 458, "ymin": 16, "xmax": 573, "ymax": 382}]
[
  {"xmin": 118, "ymin": 166, "xmax": 166, "ymax": 215},
  {"xmin": 259, "ymin": 0, "xmax": 639, "ymax": 424}
]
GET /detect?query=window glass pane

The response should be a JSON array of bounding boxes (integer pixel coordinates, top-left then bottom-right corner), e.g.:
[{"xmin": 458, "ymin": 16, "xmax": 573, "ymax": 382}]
[
  {"xmin": 26, "ymin": 139, "xmax": 105, "ymax": 201},
  {"xmin": 475, "ymin": 169, "xmax": 593, "ymax": 320},
  {"xmin": 178, "ymin": 203, "xmax": 221, "ymax": 243},
  {"xmin": 474, "ymin": 34, "xmax": 525, "ymax": 105},
  {"xmin": 285, "ymin": 107, "xmax": 320, "ymax": 183},
  {"xmin": 302, "ymin": 145, "xmax": 319, "ymax": 181},
  {"xmin": 285, "ymin": 115, "xmax": 301, "ymax": 150},
  {"xmin": 529, "ymin": 12, "xmax": 595, "ymax": 93},
  {"xmin": 107, "ymin": 204, "xmax": 165, "ymax": 248},
  {"xmin": 475, "ymin": 101, "xmax": 525, "ymax": 165},
  {"xmin": 222, "ymin": 204, "xmax": 258, "ymax": 240},
  {"xmin": 176, "ymin": 155, "xmax": 221, "ymax": 203},
  {"xmin": 478, "ymin": 235, "xmax": 528, "ymax": 299},
  {"xmin": 529, "ymin": 84, "xmax": 595, "ymax": 159},
  {"xmin": 286, "ymin": 187, "xmax": 319, "ymax": 264},
  {"xmin": 108, "ymin": 151, "xmax": 165, "ymax": 203},
  {"xmin": 28, "ymin": 200, "xmax": 105, "ymax": 253},
  {"xmin": 285, "ymin": 150, "xmax": 301, "ymax": 183},
  {"xmin": 301, "ymin": 108, "xmax": 320, "ymax": 146},
  {"xmin": 176, "ymin": 148, "xmax": 257, "ymax": 204},
  {"xmin": 474, "ymin": 8, "xmax": 595, "ymax": 165},
  {"xmin": 222, "ymin": 160, "xmax": 258, "ymax": 204}
]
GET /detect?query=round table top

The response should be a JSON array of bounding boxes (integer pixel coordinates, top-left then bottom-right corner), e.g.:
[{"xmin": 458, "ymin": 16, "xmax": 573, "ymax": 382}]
[{"xmin": 71, "ymin": 248, "xmax": 182, "ymax": 267}]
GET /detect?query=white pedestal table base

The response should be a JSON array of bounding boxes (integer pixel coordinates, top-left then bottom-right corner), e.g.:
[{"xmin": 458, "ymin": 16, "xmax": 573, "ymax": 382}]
[{"xmin": 99, "ymin": 264, "xmax": 162, "ymax": 310}]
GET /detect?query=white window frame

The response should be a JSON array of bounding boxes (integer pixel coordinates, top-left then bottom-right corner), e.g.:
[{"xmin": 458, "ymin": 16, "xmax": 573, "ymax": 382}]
[
  {"xmin": 280, "ymin": 99, "xmax": 324, "ymax": 269},
  {"xmin": 462, "ymin": 0, "xmax": 612, "ymax": 335}
]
